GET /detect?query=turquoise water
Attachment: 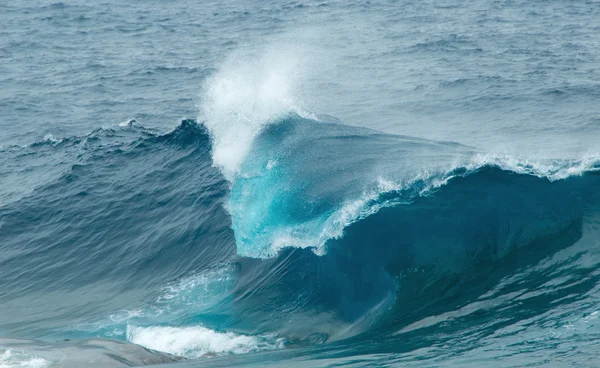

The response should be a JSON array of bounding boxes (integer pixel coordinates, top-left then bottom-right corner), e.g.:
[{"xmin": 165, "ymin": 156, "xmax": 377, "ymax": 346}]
[{"xmin": 2, "ymin": 1, "xmax": 600, "ymax": 367}]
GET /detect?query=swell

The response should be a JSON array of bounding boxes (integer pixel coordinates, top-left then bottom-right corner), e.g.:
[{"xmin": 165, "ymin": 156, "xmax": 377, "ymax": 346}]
[
  {"xmin": 0, "ymin": 119, "xmax": 235, "ymax": 338},
  {"xmin": 0, "ymin": 119, "xmax": 215, "ymax": 206}
]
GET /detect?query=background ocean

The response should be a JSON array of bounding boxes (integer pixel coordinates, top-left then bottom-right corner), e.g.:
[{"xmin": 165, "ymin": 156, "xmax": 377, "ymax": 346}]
[{"xmin": 2, "ymin": 0, "xmax": 600, "ymax": 367}]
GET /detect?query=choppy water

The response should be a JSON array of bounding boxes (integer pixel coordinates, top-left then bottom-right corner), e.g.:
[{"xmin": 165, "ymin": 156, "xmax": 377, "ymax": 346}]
[{"xmin": 2, "ymin": 0, "xmax": 600, "ymax": 367}]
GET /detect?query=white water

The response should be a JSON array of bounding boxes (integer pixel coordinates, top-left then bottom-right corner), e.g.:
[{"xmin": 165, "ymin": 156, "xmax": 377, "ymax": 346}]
[
  {"xmin": 127, "ymin": 325, "xmax": 283, "ymax": 359},
  {"xmin": 0, "ymin": 350, "xmax": 47, "ymax": 368},
  {"xmin": 199, "ymin": 44, "xmax": 314, "ymax": 181}
]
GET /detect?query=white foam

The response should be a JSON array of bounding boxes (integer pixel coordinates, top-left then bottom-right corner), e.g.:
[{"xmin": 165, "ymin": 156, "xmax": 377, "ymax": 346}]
[
  {"xmin": 199, "ymin": 44, "xmax": 313, "ymax": 181},
  {"xmin": 468, "ymin": 153, "xmax": 600, "ymax": 181},
  {"xmin": 118, "ymin": 118, "xmax": 137, "ymax": 127},
  {"xmin": 126, "ymin": 325, "xmax": 283, "ymax": 359},
  {"xmin": 41, "ymin": 134, "xmax": 62, "ymax": 146},
  {"xmin": 0, "ymin": 350, "xmax": 48, "ymax": 368}
]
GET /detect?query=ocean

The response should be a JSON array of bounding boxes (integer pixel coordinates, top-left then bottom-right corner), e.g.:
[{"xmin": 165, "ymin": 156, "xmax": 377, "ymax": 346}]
[{"xmin": 1, "ymin": 0, "xmax": 600, "ymax": 367}]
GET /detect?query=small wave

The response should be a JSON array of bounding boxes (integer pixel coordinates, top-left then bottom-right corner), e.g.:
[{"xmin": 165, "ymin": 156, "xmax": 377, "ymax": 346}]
[
  {"xmin": 40, "ymin": 134, "xmax": 63, "ymax": 146},
  {"xmin": 117, "ymin": 118, "xmax": 139, "ymax": 127},
  {"xmin": 0, "ymin": 118, "xmax": 212, "ymax": 207},
  {"xmin": 16, "ymin": 118, "xmax": 206, "ymax": 152}
]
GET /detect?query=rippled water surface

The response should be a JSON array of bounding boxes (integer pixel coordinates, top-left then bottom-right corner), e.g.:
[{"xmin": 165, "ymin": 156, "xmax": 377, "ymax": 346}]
[{"xmin": 2, "ymin": 0, "xmax": 600, "ymax": 367}]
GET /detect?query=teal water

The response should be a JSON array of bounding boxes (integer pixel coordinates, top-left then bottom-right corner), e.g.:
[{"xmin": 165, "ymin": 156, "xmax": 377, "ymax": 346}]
[{"xmin": 2, "ymin": 1, "xmax": 600, "ymax": 367}]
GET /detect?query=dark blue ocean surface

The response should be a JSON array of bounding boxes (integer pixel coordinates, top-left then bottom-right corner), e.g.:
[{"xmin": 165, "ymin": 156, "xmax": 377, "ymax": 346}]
[{"xmin": 2, "ymin": 0, "xmax": 600, "ymax": 367}]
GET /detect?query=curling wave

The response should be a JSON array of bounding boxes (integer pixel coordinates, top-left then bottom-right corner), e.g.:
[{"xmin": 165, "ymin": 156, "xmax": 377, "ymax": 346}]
[
  {"xmin": 226, "ymin": 114, "xmax": 600, "ymax": 259},
  {"xmin": 2, "ymin": 114, "xmax": 600, "ymax": 367}
]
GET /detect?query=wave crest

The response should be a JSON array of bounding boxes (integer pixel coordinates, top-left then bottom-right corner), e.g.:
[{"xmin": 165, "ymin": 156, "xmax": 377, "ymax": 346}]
[{"xmin": 199, "ymin": 45, "xmax": 313, "ymax": 181}]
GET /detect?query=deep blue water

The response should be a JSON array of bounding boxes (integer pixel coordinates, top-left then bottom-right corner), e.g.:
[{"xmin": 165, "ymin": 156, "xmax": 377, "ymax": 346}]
[{"xmin": 2, "ymin": 0, "xmax": 600, "ymax": 367}]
